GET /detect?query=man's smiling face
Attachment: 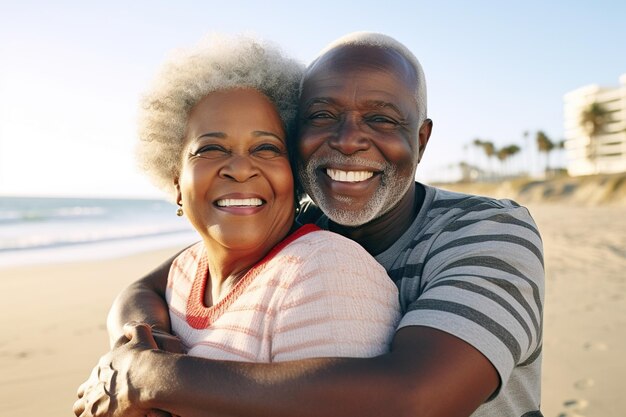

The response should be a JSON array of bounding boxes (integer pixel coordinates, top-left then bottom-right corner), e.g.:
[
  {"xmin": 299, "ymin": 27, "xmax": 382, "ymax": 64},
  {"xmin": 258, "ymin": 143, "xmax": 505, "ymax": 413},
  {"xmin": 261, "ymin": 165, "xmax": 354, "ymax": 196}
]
[{"xmin": 297, "ymin": 44, "xmax": 423, "ymax": 226}]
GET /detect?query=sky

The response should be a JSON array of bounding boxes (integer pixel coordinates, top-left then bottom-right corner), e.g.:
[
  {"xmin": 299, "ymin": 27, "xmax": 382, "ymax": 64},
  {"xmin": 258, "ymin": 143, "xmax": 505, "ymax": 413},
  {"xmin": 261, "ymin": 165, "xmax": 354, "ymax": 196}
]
[{"xmin": 1, "ymin": 0, "xmax": 625, "ymax": 198}]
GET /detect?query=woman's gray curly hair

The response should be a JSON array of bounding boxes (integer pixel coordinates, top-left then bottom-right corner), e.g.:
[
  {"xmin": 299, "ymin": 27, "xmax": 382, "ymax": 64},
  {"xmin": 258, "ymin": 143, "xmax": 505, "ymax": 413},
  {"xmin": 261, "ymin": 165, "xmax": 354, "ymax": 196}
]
[{"xmin": 137, "ymin": 34, "xmax": 305, "ymax": 197}]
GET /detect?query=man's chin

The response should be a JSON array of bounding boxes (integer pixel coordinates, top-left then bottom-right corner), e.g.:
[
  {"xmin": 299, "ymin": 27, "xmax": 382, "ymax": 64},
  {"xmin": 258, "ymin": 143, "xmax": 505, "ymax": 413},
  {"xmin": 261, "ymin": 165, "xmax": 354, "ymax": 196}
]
[
  {"xmin": 327, "ymin": 214, "xmax": 371, "ymax": 228},
  {"xmin": 318, "ymin": 199, "xmax": 380, "ymax": 227}
]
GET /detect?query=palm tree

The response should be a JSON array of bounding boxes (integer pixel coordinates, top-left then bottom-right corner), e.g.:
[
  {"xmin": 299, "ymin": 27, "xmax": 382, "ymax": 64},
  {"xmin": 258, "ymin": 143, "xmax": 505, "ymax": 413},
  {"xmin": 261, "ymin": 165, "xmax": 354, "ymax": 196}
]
[
  {"xmin": 554, "ymin": 139, "xmax": 566, "ymax": 170},
  {"xmin": 581, "ymin": 102, "xmax": 610, "ymax": 137},
  {"xmin": 496, "ymin": 144, "xmax": 521, "ymax": 177},
  {"xmin": 458, "ymin": 161, "xmax": 479, "ymax": 182},
  {"xmin": 496, "ymin": 148, "xmax": 507, "ymax": 176},
  {"xmin": 471, "ymin": 138, "xmax": 495, "ymax": 175},
  {"xmin": 506, "ymin": 144, "xmax": 521, "ymax": 159},
  {"xmin": 580, "ymin": 102, "xmax": 610, "ymax": 172},
  {"xmin": 480, "ymin": 141, "xmax": 496, "ymax": 177},
  {"xmin": 504, "ymin": 144, "xmax": 521, "ymax": 176},
  {"xmin": 472, "ymin": 138, "xmax": 485, "ymax": 170},
  {"xmin": 522, "ymin": 130, "xmax": 532, "ymax": 176},
  {"xmin": 536, "ymin": 131, "xmax": 554, "ymax": 175}
]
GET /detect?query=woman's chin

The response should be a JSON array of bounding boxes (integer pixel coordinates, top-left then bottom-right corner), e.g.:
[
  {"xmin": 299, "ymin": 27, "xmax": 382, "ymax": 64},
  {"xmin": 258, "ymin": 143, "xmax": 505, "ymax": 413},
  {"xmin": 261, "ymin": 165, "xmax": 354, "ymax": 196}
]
[
  {"xmin": 202, "ymin": 213, "xmax": 293, "ymax": 254},
  {"xmin": 206, "ymin": 227, "xmax": 279, "ymax": 253}
]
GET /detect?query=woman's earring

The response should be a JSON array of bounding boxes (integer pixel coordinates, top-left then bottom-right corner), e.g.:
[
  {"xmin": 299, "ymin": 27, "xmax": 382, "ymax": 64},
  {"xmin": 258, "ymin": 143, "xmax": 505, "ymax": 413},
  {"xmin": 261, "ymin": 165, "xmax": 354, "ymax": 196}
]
[{"xmin": 176, "ymin": 205, "xmax": 184, "ymax": 217}]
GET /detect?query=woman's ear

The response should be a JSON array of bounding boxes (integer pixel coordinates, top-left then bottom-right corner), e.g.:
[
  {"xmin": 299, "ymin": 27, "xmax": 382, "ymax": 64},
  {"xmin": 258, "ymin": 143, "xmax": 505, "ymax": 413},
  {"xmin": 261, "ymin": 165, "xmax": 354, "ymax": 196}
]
[{"xmin": 174, "ymin": 179, "xmax": 182, "ymax": 206}]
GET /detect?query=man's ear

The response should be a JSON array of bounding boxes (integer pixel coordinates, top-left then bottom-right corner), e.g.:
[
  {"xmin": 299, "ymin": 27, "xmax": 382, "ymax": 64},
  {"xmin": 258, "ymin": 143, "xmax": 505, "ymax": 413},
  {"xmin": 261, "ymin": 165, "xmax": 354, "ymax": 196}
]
[{"xmin": 417, "ymin": 118, "xmax": 433, "ymax": 163}]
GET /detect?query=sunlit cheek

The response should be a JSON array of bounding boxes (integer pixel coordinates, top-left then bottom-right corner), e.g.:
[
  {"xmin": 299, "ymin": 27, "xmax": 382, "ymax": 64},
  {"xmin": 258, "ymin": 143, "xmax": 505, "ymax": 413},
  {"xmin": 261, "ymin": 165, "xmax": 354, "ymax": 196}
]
[
  {"xmin": 179, "ymin": 162, "xmax": 209, "ymax": 200},
  {"xmin": 275, "ymin": 168, "xmax": 296, "ymax": 204},
  {"xmin": 384, "ymin": 137, "xmax": 416, "ymax": 160}
]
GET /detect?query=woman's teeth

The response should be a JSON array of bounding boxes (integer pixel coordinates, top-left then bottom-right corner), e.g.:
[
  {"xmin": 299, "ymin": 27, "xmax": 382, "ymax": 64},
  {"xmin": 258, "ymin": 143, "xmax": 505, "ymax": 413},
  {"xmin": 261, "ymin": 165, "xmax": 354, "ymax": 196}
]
[{"xmin": 216, "ymin": 198, "xmax": 263, "ymax": 207}]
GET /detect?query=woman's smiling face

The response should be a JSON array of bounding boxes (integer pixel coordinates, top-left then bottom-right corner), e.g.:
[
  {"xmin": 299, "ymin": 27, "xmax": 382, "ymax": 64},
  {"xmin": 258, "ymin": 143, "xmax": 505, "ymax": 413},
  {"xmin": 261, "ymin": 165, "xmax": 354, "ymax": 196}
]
[{"xmin": 176, "ymin": 88, "xmax": 295, "ymax": 256}]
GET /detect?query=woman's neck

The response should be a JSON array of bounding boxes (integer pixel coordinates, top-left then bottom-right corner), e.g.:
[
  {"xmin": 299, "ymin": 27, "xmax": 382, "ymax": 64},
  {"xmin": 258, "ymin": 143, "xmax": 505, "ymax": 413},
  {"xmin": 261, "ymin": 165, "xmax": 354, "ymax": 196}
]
[{"xmin": 201, "ymin": 243, "xmax": 265, "ymax": 307}]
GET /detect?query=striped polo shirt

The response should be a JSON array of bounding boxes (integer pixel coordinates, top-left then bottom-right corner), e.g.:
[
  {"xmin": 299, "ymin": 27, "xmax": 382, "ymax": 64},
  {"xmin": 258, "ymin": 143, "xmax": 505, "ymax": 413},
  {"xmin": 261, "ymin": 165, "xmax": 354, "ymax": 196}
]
[{"xmin": 312, "ymin": 183, "xmax": 544, "ymax": 417}]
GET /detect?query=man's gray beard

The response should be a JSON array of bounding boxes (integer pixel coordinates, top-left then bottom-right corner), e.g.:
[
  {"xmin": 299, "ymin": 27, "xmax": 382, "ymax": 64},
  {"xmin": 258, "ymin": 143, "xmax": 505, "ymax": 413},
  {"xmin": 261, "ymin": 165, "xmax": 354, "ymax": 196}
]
[{"xmin": 298, "ymin": 155, "xmax": 414, "ymax": 227}]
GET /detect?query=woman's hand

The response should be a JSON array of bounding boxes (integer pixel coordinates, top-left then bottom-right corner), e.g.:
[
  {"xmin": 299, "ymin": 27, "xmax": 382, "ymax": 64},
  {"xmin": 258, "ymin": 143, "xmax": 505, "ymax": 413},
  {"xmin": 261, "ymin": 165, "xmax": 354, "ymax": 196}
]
[
  {"xmin": 151, "ymin": 328, "xmax": 186, "ymax": 354},
  {"xmin": 73, "ymin": 323, "xmax": 172, "ymax": 417}
]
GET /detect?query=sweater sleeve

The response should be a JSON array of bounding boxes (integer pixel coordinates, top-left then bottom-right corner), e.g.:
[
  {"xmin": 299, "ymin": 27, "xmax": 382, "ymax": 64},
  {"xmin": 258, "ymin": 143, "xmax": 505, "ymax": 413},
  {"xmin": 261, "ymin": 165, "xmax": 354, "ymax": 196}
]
[{"xmin": 270, "ymin": 232, "xmax": 401, "ymax": 362}]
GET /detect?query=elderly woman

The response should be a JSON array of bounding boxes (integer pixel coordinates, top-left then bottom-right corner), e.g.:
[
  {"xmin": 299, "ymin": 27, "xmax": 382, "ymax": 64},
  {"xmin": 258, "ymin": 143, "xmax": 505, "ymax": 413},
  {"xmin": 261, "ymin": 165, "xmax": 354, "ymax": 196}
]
[{"xmin": 74, "ymin": 35, "xmax": 399, "ymax": 416}]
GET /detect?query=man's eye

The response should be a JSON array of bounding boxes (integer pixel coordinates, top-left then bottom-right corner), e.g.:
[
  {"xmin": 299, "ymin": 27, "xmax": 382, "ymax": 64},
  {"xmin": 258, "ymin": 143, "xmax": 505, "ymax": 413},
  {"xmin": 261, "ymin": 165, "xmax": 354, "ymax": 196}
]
[
  {"xmin": 309, "ymin": 111, "xmax": 334, "ymax": 119},
  {"xmin": 307, "ymin": 111, "xmax": 337, "ymax": 126},
  {"xmin": 367, "ymin": 115, "xmax": 398, "ymax": 125},
  {"xmin": 366, "ymin": 115, "xmax": 400, "ymax": 130},
  {"xmin": 252, "ymin": 144, "xmax": 285, "ymax": 159},
  {"xmin": 192, "ymin": 145, "xmax": 229, "ymax": 159}
]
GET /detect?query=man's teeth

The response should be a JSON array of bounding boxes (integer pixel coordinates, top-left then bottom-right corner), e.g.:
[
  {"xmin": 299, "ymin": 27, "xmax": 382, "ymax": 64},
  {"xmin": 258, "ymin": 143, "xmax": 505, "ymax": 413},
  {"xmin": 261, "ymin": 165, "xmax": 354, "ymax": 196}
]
[
  {"xmin": 326, "ymin": 168, "xmax": 374, "ymax": 182},
  {"xmin": 216, "ymin": 198, "xmax": 263, "ymax": 207}
]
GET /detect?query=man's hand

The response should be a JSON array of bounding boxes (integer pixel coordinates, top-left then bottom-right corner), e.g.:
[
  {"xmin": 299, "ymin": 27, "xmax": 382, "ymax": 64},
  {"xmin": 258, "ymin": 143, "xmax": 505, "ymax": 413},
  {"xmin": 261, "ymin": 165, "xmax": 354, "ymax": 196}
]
[{"xmin": 73, "ymin": 323, "xmax": 169, "ymax": 417}]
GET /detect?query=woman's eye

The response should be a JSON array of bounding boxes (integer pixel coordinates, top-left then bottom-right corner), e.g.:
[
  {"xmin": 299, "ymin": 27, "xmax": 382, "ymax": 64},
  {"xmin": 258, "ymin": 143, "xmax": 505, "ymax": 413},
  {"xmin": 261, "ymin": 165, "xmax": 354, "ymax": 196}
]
[
  {"xmin": 252, "ymin": 144, "xmax": 285, "ymax": 159},
  {"xmin": 192, "ymin": 145, "xmax": 229, "ymax": 159}
]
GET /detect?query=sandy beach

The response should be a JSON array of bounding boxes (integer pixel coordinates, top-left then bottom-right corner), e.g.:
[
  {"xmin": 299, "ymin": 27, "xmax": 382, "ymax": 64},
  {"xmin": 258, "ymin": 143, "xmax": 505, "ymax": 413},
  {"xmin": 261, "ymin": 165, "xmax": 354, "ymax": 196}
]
[
  {"xmin": 530, "ymin": 204, "xmax": 626, "ymax": 417},
  {"xmin": 0, "ymin": 246, "xmax": 188, "ymax": 417},
  {"xmin": 1, "ymin": 203, "xmax": 625, "ymax": 417}
]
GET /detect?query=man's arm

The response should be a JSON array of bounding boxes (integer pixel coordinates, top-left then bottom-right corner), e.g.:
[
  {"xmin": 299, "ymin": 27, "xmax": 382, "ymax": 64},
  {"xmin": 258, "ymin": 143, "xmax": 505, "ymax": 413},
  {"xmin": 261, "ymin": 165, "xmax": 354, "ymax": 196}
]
[
  {"xmin": 76, "ymin": 323, "xmax": 498, "ymax": 417},
  {"xmin": 106, "ymin": 251, "xmax": 179, "ymax": 347},
  {"xmin": 149, "ymin": 326, "xmax": 498, "ymax": 417}
]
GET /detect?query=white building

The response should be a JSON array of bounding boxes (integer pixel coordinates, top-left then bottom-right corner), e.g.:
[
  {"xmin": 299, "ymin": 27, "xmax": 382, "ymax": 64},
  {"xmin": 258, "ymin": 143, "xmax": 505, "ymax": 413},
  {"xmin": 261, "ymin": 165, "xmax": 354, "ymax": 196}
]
[{"xmin": 563, "ymin": 74, "xmax": 626, "ymax": 176}]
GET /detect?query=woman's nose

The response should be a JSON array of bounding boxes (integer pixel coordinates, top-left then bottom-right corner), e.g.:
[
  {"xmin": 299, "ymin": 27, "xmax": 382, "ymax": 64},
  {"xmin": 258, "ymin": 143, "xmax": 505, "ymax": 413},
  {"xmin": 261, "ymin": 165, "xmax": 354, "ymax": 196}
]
[{"xmin": 219, "ymin": 154, "xmax": 259, "ymax": 182}]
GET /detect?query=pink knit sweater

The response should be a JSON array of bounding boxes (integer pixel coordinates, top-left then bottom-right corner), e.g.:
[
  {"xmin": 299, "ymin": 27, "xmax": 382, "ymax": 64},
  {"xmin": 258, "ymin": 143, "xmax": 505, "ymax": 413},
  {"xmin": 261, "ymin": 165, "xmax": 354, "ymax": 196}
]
[{"xmin": 166, "ymin": 224, "xmax": 400, "ymax": 362}]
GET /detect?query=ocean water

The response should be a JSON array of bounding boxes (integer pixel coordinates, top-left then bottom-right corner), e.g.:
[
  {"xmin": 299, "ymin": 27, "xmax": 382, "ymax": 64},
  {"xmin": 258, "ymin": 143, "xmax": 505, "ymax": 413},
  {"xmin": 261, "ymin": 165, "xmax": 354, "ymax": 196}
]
[{"xmin": 0, "ymin": 196, "xmax": 200, "ymax": 268}]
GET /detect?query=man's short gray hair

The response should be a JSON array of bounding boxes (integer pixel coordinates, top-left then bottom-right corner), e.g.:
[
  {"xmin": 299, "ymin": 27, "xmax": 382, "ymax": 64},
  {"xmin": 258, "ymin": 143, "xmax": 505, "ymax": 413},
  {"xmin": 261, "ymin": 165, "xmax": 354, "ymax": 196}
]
[
  {"xmin": 137, "ymin": 34, "xmax": 304, "ymax": 197},
  {"xmin": 303, "ymin": 32, "xmax": 427, "ymax": 125}
]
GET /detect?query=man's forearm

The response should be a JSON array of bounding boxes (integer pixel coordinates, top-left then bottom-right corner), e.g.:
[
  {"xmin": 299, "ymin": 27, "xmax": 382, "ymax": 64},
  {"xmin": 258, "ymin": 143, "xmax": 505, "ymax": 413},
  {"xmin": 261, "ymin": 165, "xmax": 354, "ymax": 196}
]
[
  {"xmin": 141, "ymin": 351, "xmax": 405, "ymax": 417},
  {"xmin": 136, "ymin": 327, "xmax": 496, "ymax": 417}
]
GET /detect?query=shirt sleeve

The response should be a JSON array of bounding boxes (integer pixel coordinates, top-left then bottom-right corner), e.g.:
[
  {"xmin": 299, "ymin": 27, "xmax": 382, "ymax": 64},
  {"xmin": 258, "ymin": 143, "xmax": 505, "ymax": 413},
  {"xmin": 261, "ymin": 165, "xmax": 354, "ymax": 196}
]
[
  {"xmin": 270, "ymin": 232, "xmax": 401, "ymax": 362},
  {"xmin": 398, "ymin": 205, "xmax": 544, "ymax": 385}
]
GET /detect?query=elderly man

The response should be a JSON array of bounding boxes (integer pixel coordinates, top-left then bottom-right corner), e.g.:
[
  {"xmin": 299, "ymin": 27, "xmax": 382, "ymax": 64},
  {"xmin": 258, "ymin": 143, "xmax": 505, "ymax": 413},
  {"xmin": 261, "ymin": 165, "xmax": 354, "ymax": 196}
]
[{"xmin": 75, "ymin": 32, "xmax": 544, "ymax": 417}]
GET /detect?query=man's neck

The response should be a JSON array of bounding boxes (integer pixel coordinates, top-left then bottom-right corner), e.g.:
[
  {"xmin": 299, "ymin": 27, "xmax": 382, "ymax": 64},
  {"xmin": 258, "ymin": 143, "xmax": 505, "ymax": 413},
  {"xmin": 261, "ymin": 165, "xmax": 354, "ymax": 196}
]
[{"xmin": 329, "ymin": 183, "xmax": 424, "ymax": 256}]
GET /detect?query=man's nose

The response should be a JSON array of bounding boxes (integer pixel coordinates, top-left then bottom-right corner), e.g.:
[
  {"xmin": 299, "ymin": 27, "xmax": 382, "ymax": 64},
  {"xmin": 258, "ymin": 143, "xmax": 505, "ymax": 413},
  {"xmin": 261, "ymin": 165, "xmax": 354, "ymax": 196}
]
[
  {"xmin": 219, "ymin": 154, "xmax": 259, "ymax": 182},
  {"xmin": 328, "ymin": 113, "xmax": 370, "ymax": 155}
]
